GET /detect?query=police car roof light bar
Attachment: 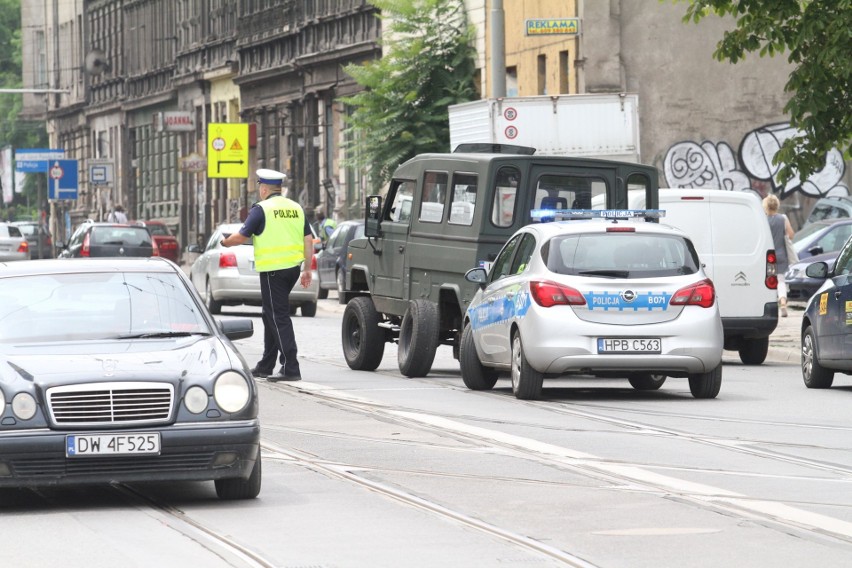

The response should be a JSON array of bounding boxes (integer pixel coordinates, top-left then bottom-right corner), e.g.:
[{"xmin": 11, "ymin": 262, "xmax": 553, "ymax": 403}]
[{"xmin": 530, "ymin": 209, "xmax": 666, "ymax": 222}]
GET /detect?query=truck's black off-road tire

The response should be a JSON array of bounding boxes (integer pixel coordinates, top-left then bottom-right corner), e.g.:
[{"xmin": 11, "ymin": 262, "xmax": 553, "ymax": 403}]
[
  {"xmin": 511, "ymin": 332, "xmax": 543, "ymax": 400},
  {"xmin": 215, "ymin": 453, "xmax": 261, "ymax": 500},
  {"xmin": 738, "ymin": 337, "xmax": 768, "ymax": 365},
  {"xmin": 628, "ymin": 374, "xmax": 667, "ymax": 391},
  {"xmin": 459, "ymin": 323, "xmax": 498, "ymax": 390},
  {"xmin": 398, "ymin": 299, "xmax": 439, "ymax": 377},
  {"xmin": 802, "ymin": 326, "xmax": 834, "ymax": 388},
  {"xmin": 688, "ymin": 363, "xmax": 722, "ymax": 399},
  {"xmin": 342, "ymin": 297, "xmax": 385, "ymax": 371}
]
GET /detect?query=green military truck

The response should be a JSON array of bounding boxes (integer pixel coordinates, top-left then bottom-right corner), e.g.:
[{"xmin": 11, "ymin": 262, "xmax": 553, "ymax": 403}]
[{"xmin": 340, "ymin": 145, "xmax": 660, "ymax": 377}]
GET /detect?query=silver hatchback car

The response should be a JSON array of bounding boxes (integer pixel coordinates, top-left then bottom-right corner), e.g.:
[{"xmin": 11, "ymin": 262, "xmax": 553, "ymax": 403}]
[
  {"xmin": 188, "ymin": 223, "xmax": 319, "ymax": 316},
  {"xmin": 460, "ymin": 211, "xmax": 723, "ymax": 400}
]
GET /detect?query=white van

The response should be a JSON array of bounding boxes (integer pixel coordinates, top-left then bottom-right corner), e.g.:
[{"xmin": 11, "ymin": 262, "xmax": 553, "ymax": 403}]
[
  {"xmin": 594, "ymin": 189, "xmax": 780, "ymax": 363},
  {"xmin": 655, "ymin": 189, "xmax": 779, "ymax": 364}
]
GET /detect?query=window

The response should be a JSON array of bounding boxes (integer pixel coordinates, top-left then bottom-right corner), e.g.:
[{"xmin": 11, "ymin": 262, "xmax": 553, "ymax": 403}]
[
  {"xmin": 533, "ymin": 175, "xmax": 607, "ymax": 215},
  {"xmin": 506, "ymin": 66, "xmax": 518, "ymax": 97},
  {"xmin": 489, "ymin": 234, "xmax": 522, "ymax": 282},
  {"xmin": 387, "ymin": 180, "xmax": 416, "ymax": 223},
  {"xmin": 559, "ymin": 50, "xmax": 570, "ymax": 93},
  {"xmin": 537, "ymin": 54, "xmax": 547, "ymax": 95},
  {"xmin": 491, "ymin": 167, "xmax": 521, "ymax": 227},
  {"xmin": 511, "ymin": 234, "xmax": 537, "ymax": 274},
  {"xmin": 420, "ymin": 171, "xmax": 447, "ymax": 223},
  {"xmin": 448, "ymin": 173, "xmax": 478, "ymax": 225}
]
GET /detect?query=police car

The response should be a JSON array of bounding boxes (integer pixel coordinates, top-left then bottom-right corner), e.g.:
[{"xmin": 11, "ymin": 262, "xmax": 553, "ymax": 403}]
[{"xmin": 460, "ymin": 210, "xmax": 724, "ymax": 400}]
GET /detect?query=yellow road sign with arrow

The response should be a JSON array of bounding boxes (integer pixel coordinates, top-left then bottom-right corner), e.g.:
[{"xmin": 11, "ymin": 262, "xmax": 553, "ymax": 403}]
[{"xmin": 207, "ymin": 123, "xmax": 249, "ymax": 178}]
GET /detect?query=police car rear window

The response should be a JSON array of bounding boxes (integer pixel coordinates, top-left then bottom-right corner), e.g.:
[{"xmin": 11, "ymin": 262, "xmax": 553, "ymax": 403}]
[{"xmin": 542, "ymin": 233, "xmax": 700, "ymax": 278}]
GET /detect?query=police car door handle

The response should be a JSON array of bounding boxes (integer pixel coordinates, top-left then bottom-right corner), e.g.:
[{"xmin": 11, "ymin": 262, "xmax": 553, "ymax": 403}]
[
  {"xmin": 506, "ymin": 291, "xmax": 515, "ymax": 299},
  {"xmin": 398, "ymin": 245, "xmax": 405, "ymax": 253}
]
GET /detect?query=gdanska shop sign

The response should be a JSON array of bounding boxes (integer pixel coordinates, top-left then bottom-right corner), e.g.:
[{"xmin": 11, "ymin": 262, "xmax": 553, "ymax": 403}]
[{"xmin": 154, "ymin": 111, "xmax": 196, "ymax": 132}]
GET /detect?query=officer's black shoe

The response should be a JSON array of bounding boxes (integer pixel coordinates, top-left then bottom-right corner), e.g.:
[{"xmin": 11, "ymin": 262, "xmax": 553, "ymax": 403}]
[
  {"xmin": 267, "ymin": 372, "xmax": 301, "ymax": 382},
  {"xmin": 250, "ymin": 366, "xmax": 273, "ymax": 378}
]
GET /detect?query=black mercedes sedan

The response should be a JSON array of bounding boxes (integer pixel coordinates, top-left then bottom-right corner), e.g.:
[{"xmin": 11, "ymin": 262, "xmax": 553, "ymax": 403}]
[{"xmin": 0, "ymin": 258, "xmax": 260, "ymax": 499}]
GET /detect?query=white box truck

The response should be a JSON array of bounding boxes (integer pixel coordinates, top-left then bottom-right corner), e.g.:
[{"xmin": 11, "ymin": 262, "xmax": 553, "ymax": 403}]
[{"xmin": 448, "ymin": 93, "xmax": 641, "ymax": 163}]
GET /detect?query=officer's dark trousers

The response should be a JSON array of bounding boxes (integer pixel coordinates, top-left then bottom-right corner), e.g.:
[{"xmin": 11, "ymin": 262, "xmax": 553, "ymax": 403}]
[{"xmin": 256, "ymin": 266, "xmax": 301, "ymax": 376}]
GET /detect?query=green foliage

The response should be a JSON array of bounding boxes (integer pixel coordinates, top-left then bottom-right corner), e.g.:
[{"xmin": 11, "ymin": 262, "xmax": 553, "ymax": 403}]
[
  {"xmin": 0, "ymin": 0, "xmax": 49, "ymax": 217},
  {"xmin": 675, "ymin": 0, "xmax": 852, "ymax": 183},
  {"xmin": 341, "ymin": 0, "xmax": 478, "ymax": 191}
]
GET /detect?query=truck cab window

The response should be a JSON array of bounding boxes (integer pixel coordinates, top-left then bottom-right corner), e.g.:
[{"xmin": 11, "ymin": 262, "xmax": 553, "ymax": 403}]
[
  {"xmin": 448, "ymin": 173, "xmax": 478, "ymax": 226},
  {"xmin": 387, "ymin": 180, "xmax": 416, "ymax": 223}
]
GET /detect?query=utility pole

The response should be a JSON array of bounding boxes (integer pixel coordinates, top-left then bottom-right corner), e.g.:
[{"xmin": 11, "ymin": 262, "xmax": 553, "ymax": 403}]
[{"xmin": 490, "ymin": 0, "xmax": 506, "ymax": 98}]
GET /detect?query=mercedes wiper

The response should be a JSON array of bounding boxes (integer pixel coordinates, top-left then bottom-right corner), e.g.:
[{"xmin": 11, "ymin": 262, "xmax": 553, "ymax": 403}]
[{"xmin": 118, "ymin": 331, "xmax": 211, "ymax": 339}]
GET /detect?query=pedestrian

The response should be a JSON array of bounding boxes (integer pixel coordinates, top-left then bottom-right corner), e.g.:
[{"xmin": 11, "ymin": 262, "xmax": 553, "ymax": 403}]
[
  {"xmin": 315, "ymin": 208, "xmax": 337, "ymax": 246},
  {"xmin": 107, "ymin": 204, "xmax": 128, "ymax": 224},
  {"xmin": 763, "ymin": 194, "xmax": 795, "ymax": 317},
  {"xmin": 220, "ymin": 168, "xmax": 313, "ymax": 381}
]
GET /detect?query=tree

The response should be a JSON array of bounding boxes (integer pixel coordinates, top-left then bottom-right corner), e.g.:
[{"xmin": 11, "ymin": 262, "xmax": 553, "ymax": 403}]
[
  {"xmin": 678, "ymin": 0, "xmax": 851, "ymax": 183},
  {"xmin": 0, "ymin": 0, "xmax": 49, "ymax": 219},
  {"xmin": 341, "ymin": 0, "xmax": 477, "ymax": 192}
]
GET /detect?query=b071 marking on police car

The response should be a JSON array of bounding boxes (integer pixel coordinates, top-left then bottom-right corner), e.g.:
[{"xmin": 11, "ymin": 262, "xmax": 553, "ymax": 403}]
[{"xmin": 585, "ymin": 290, "xmax": 672, "ymax": 311}]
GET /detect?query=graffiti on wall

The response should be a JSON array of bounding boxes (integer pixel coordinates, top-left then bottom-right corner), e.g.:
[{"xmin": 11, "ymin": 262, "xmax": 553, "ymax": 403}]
[{"xmin": 664, "ymin": 122, "xmax": 848, "ymax": 198}]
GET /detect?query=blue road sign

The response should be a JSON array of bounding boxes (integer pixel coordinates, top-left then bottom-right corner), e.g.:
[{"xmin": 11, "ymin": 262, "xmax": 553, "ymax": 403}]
[
  {"xmin": 48, "ymin": 159, "xmax": 78, "ymax": 200},
  {"xmin": 15, "ymin": 148, "xmax": 65, "ymax": 173}
]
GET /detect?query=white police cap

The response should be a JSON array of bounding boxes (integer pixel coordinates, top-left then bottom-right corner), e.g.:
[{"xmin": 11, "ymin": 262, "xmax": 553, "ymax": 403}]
[{"xmin": 257, "ymin": 168, "xmax": 287, "ymax": 186}]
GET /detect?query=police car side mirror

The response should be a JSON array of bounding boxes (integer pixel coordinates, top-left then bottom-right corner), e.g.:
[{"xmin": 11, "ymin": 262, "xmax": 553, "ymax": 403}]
[
  {"xmin": 187, "ymin": 244, "xmax": 201, "ymax": 253},
  {"xmin": 805, "ymin": 261, "xmax": 829, "ymax": 279},
  {"xmin": 465, "ymin": 267, "xmax": 488, "ymax": 288}
]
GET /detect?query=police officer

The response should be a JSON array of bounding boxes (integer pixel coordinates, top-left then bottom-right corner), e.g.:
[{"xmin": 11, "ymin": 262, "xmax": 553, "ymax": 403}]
[
  {"xmin": 220, "ymin": 169, "xmax": 313, "ymax": 381},
  {"xmin": 315, "ymin": 207, "xmax": 337, "ymax": 247}
]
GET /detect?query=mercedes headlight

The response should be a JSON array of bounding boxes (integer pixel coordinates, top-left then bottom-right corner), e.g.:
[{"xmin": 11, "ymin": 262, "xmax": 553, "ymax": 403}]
[
  {"xmin": 184, "ymin": 386, "xmax": 209, "ymax": 414},
  {"xmin": 12, "ymin": 393, "xmax": 37, "ymax": 420},
  {"xmin": 214, "ymin": 372, "xmax": 250, "ymax": 413}
]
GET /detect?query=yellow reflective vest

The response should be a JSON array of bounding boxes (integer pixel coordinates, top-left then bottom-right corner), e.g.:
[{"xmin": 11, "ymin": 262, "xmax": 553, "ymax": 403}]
[{"xmin": 253, "ymin": 195, "xmax": 306, "ymax": 272}]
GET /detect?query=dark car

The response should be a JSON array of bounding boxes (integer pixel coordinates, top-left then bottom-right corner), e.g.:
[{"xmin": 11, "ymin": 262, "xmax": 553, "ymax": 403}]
[
  {"xmin": 11, "ymin": 221, "xmax": 53, "ymax": 259},
  {"xmin": 58, "ymin": 221, "xmax": 156, "ymax": 258},
  {"xmin": 133, "ymin": 220, "xmax": 180, "ymax": 263},
  {"xmin": 785, "ymin": 250, "xmax": 839, "ymax": 302},
  {"xmin": 0, "ymin": 258, "xmax": 260, "ymax": 498},
  {"xmin": 316, "ymin": 219, "xmax": 364, "ymax": 300},
  {"xmin": 800, "ymin": 234, "xmax": 852, "ymax": 389},
  {"xmin": 791, "ymin": 218, "xmax": 852, "ymax": 259}
]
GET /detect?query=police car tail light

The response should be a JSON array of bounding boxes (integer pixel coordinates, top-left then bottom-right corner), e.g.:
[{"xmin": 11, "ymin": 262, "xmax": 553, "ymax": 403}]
[
  {"xmin": 606, "ymin": 227, "xmax": 635, "ymax": 233},
  {"xmin": 310, "ymin": 255, "xmax": 317, "ymax": 270},
  {"xmin": 670, "ymin": 278, "xmax": 715, "ymax": 308},
  {"xmin": 219, "ymin": 252, "xmax": 238, "ymax": 268},
  {"xmin": 530, "ymin": 281, "xmax": 586, "ymax": 307},
  {"xmin": 765, "ymin": 250, "xmax": 778, "ymax": 289},
  {"xmin": 81, "ymin": 233, "xmax": 91, "ymax": 257},
  {"xmin": 17, "ymin": 241, "xmax": 28, "ymax": 253}
]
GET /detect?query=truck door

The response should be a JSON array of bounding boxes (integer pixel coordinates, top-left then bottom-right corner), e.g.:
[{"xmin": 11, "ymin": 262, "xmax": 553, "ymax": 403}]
[
  {"xmin": 527, "ymin": 165, "xmax": 616, "ymax": 217},
  {"xmin": 372, "ymin": 180, "xmax": 414, "ymax": 298}
]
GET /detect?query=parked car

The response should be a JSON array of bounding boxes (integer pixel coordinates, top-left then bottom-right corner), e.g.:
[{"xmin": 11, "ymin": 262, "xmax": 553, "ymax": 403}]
[
  {"xmin": 132, "ymin": 220, "xmax": 179, "ymax": 263},
  {"xmin": 800, "ymin": 233, "xmax": 852, "ymax": 388},
  {"xmin": 316, "ymin": 219, "xmax": 364, "ymax": 300},
  {"xmin": 803, "ymin": 195, "xmax": 852, "ymax": 227},
  {"xmin": 0, "ymin": 257, "xmax": 260, "ymax": 498},
  {"xmin": 459, "ymin": 210, "xmax": 723, "ymax": 400},
  {"xmin": 0, "ymin": 222, "xmax": 29, "ymax": 262},
  {"xmin": 58, "ymin": 221, "xmax": 158, "ymax": 258},
  {"xmin": 791, "ymin": 218, "xmax": 852, "ymax": 259},
  {"xmin": 187, "ymin": 223, "xmax": 319, "ymax": 316},
  {"xmin": 785, "ymin": 250, "xmax": 839, "ymax": 302},
  {"xmin": 11, "ymin": 221, "xmax": 52, "ymax": 259}
]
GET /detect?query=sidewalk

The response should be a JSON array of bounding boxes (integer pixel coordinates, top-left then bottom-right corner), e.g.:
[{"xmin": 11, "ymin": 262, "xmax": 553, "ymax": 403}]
[{"xmin": 767, "ymin": 302, "xmax": 804, "ymax": 363}]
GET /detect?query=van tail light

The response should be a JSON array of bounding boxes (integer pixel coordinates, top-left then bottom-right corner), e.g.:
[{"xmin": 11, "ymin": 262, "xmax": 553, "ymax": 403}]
[
  {"xmin": 219, "ymin": 252, "xmax": 238, "ymax": 268},
  {"xmin": 17, "ymin": 241, "xmax": 29, "ymax": 253},
  {"xmin": 530, "ymin": 281, "xmax": 587, "ymax": 307},
  {"xmin": 310, "ymin": 255, "xmax": 317, "ymax": 270},
  {"xmin": 81, "ymin": 233, "xmax": 90, "ymax": 257},
  {"xmin": 765, "ymin": 250, "xmax": 778, "ymax": 289},
  {"xmin": 670, "ymin": 278, "xmax": 716, "ymax": 308}
]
